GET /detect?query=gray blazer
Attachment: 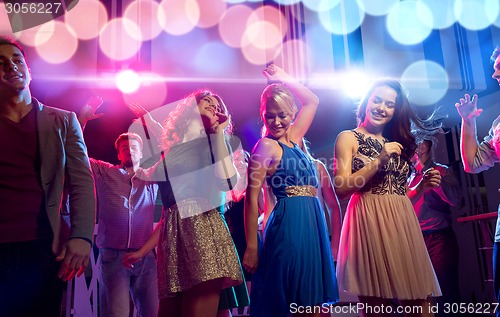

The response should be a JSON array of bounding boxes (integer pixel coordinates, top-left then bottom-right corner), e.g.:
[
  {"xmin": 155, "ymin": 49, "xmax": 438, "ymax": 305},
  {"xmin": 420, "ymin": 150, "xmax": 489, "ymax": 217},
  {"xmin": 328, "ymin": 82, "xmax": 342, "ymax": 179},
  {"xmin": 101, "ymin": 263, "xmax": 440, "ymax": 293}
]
[{"xmin": 35, "ymin": 98, "xmax": 96, "ymax": 254}]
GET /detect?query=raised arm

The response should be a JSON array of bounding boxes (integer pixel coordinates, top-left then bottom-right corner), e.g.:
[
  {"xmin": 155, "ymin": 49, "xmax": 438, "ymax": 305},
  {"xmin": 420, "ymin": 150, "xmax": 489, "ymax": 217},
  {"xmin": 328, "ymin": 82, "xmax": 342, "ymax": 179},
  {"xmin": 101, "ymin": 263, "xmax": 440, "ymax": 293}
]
[
  {"xmin": 127, "ymin": 103, "xmax": 165, "ymax": 142},
  {"xmin": 77, "ymin": 96, "xmax": 104, "ymax": 131},
  {"xmin": 263, "ymin": 64, "xmax": 319, "ymax": 144},
  {"xmin": 456, "ymin": 94, "xmax": 482, "ymax": 173}
]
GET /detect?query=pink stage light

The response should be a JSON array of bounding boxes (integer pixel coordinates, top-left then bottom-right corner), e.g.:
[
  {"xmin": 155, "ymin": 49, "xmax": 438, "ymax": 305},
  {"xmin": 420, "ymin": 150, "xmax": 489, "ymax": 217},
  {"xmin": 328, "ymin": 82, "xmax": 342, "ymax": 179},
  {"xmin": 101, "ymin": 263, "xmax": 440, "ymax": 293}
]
[
  {"xmin": 0, "ymin": 3, "xmax": 15, "ymax": 36},
  {"xmin": 35, "ymin": 21, "xmax": 78, "ymax": 64},
  {"xmin": 122, "ymin": 72, "xmax": 167, "ymax": 109},
  {"xmin": 99, "ymin": 18, "xmax": 142, "ymax": 61},
  {"xmin": 158, "ymin": 0, "xmax": 200, "ymax": 36},
  {"xmin": 17, "ymin": 21, "xmax": 55, "ymax": 47},
  {"xmin": 65, "ymin": 0, "xmax": 108, "ymax": 40},
  {"xmin": 196, "ymin": 0, "xmax": 227, "ymax": 28},
  {"xmin": 124, "ymin": 0, "xmax": 163, "ymax": 41},
  {"xmin": 218, "ymin": 4, "xmax": 253, "ymax": 48},
  {"xmin": 116, "ymin": 70, "xmax": 141, "ymax": 93}
]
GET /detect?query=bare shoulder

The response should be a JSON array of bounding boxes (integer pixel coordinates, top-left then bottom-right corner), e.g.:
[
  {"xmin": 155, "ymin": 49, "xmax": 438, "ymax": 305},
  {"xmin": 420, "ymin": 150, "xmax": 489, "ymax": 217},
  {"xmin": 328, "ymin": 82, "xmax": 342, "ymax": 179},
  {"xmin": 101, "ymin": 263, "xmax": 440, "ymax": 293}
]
[
  {"xmin": 252, "ymin": 138, "xmax": 281, "ymax": 160},
  {"xmin": 335, "ymin": 130, "xmax": 357, "ymax": 146}
]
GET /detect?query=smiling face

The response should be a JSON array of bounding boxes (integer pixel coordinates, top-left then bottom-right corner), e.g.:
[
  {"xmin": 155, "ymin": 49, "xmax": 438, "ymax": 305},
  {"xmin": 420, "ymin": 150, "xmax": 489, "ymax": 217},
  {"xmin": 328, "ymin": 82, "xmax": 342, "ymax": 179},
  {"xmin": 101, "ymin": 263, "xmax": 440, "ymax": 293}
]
[
  {"xmin": 196, "ymin": 94, "xmax": 222, "ymax": 128},
  {"xmin": 0, "ymin": 44, "xmax": 31, "ymax": 94},
  {"xmin": 262, "ymin": 99, "xmax": 293, "ymax": 139},
  {"xmin": 362, "ymin": 85, "xmax": 397, "ymax": 129}
]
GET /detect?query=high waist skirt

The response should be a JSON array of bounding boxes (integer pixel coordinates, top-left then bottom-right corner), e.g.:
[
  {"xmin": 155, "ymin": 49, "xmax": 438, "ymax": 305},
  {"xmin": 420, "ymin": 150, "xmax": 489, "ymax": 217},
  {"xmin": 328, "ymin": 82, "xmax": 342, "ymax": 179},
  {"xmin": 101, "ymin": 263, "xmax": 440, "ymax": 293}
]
[
  {"xmin": 157, "ymin": 198, "xmax": 243, "ymax": 298},
  {"xmin": 337, "ymin": 193, "xmax": 441, "ymax": 300}
]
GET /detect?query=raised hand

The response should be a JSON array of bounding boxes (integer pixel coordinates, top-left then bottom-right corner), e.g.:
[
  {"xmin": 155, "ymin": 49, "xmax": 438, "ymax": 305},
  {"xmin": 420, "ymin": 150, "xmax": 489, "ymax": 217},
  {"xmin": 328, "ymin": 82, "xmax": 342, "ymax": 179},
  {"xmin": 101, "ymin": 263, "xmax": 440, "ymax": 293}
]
[
  {"xmin": 262, "ymin": 64, "xmax": 293, "ymax": 82},
  {"xmin": 127, "ymin": 103, "xmax": 149, "ymax": 118},
  {"xmin": 455, "ymin": 93, "xmax": 483, "ymax": 120},
  {"xmin": 78, "ymin": 96, "xmax": 103, "ymax": 124},
  {"xmin": 210, "ymin": 112, "xmax": 230, "ymax": 134}
]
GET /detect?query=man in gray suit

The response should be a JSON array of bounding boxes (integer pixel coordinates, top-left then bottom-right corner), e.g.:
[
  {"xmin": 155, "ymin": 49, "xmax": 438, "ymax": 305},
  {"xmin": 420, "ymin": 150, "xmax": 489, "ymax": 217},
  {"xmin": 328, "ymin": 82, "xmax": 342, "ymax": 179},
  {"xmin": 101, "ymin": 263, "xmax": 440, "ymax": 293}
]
[{"xmin": 0, "ymin": 36, "xmax": 96, "ymax": 317}]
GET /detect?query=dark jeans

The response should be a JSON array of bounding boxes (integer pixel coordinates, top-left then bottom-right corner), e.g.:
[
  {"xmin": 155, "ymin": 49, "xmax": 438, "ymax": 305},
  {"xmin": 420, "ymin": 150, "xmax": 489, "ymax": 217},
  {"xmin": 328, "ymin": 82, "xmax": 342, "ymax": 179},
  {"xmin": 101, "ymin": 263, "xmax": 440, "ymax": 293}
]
[
  {"xmin": 423, "ymin": 227, "xmax": 460, "ymax": 317},
  {"xmin": 493, "ymin": 242, "xmax": 500, "ymax": 317},
  {"xmin": 0, "ymin": 240, "xmax": 64, "ymax": 317}
]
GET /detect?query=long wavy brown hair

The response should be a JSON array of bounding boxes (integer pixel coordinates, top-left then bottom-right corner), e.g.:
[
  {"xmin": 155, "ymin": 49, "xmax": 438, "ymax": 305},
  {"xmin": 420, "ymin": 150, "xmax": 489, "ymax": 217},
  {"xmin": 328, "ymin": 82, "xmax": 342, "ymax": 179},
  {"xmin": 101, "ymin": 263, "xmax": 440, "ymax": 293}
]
[
  {"xmin": 161, "ymin": 89, "xmax": 233, "ymax": 153},
  {"xmin": 356, "ymin": 79, "xmax": 443, "ymax": 165}
]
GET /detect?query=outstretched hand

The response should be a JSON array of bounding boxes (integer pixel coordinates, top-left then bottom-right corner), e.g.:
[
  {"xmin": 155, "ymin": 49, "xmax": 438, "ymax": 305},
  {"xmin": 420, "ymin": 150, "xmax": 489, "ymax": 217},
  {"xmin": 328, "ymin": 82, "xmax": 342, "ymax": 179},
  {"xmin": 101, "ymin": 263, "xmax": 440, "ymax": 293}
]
[
  {"xmin": 78, "ymin": 96, "xmax": 104, "ymax": 124},
  {"xmin": 455, "ymin": 93, "xmax": 483, "ymax": 120},
  {"xmin": 262, "ymin": 64, "xmax": 292, "ymax": 82},
  {"xmin": 128, "ymin": 103, "xmax": 148, "ymax": 118}
]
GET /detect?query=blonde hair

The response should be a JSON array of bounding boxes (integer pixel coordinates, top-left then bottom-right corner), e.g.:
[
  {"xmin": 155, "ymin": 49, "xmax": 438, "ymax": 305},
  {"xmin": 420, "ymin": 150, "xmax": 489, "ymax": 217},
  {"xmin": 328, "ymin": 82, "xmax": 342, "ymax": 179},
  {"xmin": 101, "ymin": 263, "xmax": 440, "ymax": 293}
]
[{"xmin": 259, "ymin": 83, "xmax": 297, "ymax": 137}]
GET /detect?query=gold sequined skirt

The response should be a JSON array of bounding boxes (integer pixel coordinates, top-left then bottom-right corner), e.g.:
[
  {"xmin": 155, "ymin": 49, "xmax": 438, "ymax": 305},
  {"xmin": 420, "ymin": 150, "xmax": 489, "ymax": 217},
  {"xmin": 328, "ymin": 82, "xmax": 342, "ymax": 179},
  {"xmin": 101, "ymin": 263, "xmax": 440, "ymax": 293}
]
[{"xmin": 157, "ymin": 198, "xmax": 243, "ymax": 298}]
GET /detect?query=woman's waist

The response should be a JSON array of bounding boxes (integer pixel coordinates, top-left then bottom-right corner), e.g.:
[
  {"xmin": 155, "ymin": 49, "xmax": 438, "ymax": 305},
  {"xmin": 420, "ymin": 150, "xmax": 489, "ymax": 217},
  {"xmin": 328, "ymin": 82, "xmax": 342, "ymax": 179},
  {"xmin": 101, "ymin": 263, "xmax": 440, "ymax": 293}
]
[
  {"xmin": 274, "ymin": 185, "xmax": 318, "ymax": 199},
  {"xmin": 164, "ymin": 197, "xmax": 220, "ymax": 218}
]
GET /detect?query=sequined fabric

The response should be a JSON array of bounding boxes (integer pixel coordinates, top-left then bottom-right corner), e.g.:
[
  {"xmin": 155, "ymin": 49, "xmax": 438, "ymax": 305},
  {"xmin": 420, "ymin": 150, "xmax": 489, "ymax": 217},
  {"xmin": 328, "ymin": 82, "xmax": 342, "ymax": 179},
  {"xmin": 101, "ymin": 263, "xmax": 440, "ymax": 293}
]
[
  {"xmin": 157, "ymin": 198, "xmax": 243, "ymax": 298},
  {"xmin": 284, "ymin": 185, "xmax": 317, "ymax": 197}
]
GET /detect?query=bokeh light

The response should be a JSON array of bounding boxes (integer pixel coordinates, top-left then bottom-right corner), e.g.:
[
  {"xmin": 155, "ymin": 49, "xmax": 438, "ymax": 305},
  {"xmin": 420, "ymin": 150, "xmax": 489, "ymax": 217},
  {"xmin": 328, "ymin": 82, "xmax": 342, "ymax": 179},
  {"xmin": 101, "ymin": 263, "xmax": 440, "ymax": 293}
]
[
  {"xmin": 356, "ymin": 0, "xmax": 397, "ymax": 16},
  {"xmin": 124, "ymin": 0, "xmax": 163, "ymax": 41},
  {"xmin": 99, "ymin": 18, "xmax": 142, "ymax": 61},
  {"xmin": 116, "ymin": 69, "xmax": 141, "ymax": 93},
  {"xmin": 65, "ymin": 0, "xmax": 108, "ymax": 40},
  {"xmin": 302, "ymin": 0, "xmax": 340, "ymax": 13},
  {"xmin": 401, "ymin": 60, "xmax": 449, "ymax": 106},
  {"xmin": 272, "ymin": 0, "xmax": 301, "ymax": 5},
  {"xmin": 193, "ymin": 41, "xmax": 238, "ymax": 75},
  {"xmin": 243, "ymin": 21, "xmax": 282, "ymax": 50},
  {"xmin": 35, "ymin": 22, "xmax": 78, "ymax": 64},
  {"xmin": 420, "ymin": 0, "xmax": 457, "ymax": 29},
  {"xmin": 152, "ymin": 30, "xmax": 209, "ymax": 75},
  {"xmin": 241, "ymin": 41, "xmax": 281, "ymax": 65},
  {"xmin": 318, "ymin": 0, "xmax": 365, "ymax": 35},
  {"xmin": 122, "ymin": 72, "xmax": 167, "ymax": 108},
  {"xmin": 219, "ymin": 5, "xmax": 254, "ymax": 48},
  {"xmin": 454, "ymin": 0, "xmax": 499, "ymax": 31},
  {"xmin": 274, "ymin": 39, "xmax": 309, "ymax": 74},
  {"xmin": 197, "ymin": 0, "xmax": 227, "ymax": 28},
  {"xmin": 0, "ymin": 3, "xmax": 15, "ymax": 36},
  {"xmin": 304, "ymin": 24, "xmax": 333, "ymax": 70},
  {"xmin": 158, "ymin": 0, "xmax": 200, "ymax": 36},
  {"xmin": 386, "ymin": 0, "xmax": 433, "ymax": 46},
  {"xmin": 245, "ymin": 6, "xmax": 288, "ymax": 49},
  {"xmin": 17, "ymin": 21, "xmax": 55, "ymax": 47}
]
